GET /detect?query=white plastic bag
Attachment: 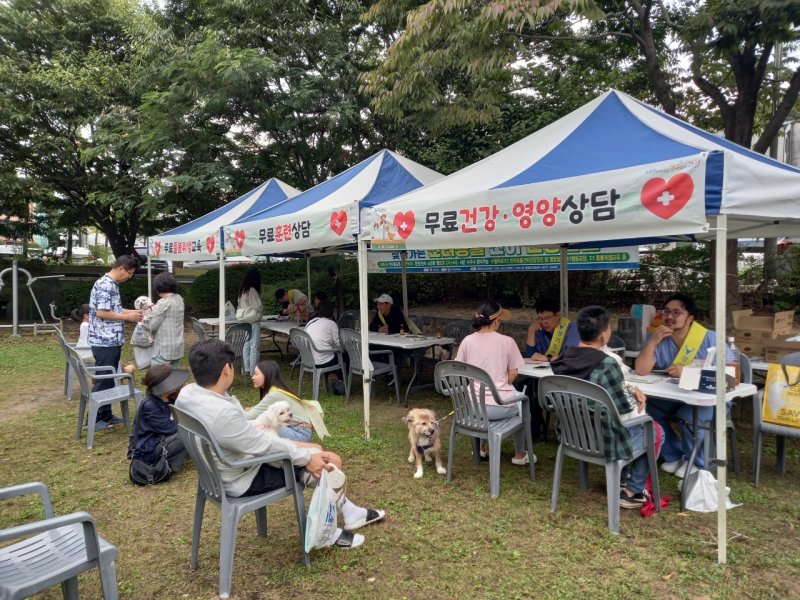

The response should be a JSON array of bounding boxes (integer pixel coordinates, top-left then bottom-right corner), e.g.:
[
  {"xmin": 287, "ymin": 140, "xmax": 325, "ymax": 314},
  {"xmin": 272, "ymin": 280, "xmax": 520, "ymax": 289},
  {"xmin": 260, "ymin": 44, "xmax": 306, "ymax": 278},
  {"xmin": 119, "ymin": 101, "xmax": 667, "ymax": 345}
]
[
  {"xmin": 224, "ymin": 301, "xmax": 237, "ymax": 321},
  {"xmin": 304, "ymin": 468, "xmax": 345, "ymax": 552},
  {"xmin": 685, "ymin": 469, "xmax": 742, "ymax": 513},
  {"xmin": 133, "ymin": 345, "xmax": 155, "ymax": 370},
  {"xmin": 130, "ymin": 323, "xmax": 153, "ymax": 347}
]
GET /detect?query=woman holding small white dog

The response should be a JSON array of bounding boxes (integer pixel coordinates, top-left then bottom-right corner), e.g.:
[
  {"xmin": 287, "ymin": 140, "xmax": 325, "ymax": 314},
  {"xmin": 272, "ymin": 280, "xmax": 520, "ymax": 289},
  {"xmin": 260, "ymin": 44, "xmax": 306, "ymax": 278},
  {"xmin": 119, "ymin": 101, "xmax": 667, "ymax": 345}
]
[
  {"xmin": 455, "ymin": 300, "xmax": 531, "ymax": 465},
  {"xmin": 142, "ymin": 272, "xmax": 184, "ymax": 367},
  {"xmin": 247, "ymin": 360, "xmax": 329, "ymax": 441}
]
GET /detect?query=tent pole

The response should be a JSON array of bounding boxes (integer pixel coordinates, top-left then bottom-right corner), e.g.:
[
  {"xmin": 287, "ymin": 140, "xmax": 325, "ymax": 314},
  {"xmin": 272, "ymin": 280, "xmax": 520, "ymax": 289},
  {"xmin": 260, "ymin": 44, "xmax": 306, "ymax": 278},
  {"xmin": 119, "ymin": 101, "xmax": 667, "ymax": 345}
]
[
  {"xmin": 714, "ymin": 214, "xmax": 728, "ymax": 564},
  {"xmin": 147, "ymin": 255, "xmax": 152, "ymax": 299},
  {"xmin": 559, "ymin": 245, "xmax": 569, "ymax": 317},
  {"xmin": 357, "ymin": 236, "xmax": 371, "ymax": 439},
  {"xmin": 218, "ymin": 227, "xmax": 226, "ymax": 340},
  {"xmin": 401, "ymin": 251, "xmax": 409, "ymax": 321},
  {"xmin": 306, "ymin": 253, "xmax": 312, "ymax": 311}
]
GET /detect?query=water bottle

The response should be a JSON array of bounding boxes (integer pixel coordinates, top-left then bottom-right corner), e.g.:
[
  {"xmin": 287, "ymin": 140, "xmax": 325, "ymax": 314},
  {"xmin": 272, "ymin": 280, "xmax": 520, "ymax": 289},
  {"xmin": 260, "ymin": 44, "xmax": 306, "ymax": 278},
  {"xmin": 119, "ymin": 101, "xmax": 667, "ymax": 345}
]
[{"xmin": 727, "ymin": 337, "xmax": 741, "ymax": 386}]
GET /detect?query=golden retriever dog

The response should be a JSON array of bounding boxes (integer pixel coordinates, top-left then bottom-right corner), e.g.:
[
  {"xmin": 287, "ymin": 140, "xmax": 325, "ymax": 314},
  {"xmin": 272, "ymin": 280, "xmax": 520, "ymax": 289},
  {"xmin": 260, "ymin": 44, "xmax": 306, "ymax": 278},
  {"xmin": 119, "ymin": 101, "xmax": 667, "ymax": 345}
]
[
  {"xmin": 403, "ymin": 408, "xmax": 446, "ymax": 479},
  {"xmin": 254, "ymin": 400, "xmax": 293, "ymax": 436}
]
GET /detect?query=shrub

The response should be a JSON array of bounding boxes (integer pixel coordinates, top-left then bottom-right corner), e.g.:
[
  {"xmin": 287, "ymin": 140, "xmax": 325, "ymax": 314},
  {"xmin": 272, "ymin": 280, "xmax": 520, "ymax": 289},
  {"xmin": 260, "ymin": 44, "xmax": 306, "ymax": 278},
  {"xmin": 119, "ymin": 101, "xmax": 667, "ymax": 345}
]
[{"xmin": 58, "ymin": 277, "xmax": 150, "ymax": 314}]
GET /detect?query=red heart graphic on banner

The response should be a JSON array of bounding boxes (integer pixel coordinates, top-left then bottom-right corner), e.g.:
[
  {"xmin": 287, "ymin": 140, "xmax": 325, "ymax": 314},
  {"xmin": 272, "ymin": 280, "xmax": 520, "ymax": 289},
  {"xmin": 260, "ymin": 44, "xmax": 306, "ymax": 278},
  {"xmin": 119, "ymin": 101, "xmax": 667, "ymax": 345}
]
[
  {"xmin": 153, "ymin": 241, "xmax": 161, "ymax": 256},
  {"xmin": 234, "ymin": 229, "xmax": 245, "ymax": 249},
  {"xmin": 206, "ymin": 235, "xmax": 215, "ymax": 254},
  {"xmin": 330, "ymin": 211, "xmax": 347, "ymax": 236},
  {"xmin": 393, "ymin": 211, "xmax": 416, "ymax": 240},
  {"xmin": 640, "ymin": 173, "xmax": 694, "ymax": 220}
]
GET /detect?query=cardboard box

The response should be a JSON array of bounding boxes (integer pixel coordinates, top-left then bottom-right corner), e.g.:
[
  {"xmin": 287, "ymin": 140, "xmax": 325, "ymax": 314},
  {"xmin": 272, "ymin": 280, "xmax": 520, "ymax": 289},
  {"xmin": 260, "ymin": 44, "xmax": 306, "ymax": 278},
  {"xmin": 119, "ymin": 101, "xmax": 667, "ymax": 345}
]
[
  {"xmin": 732, "ymin": 310, "xmax": 795, "ymax": 340},
  {"xmin": 734, "ymin": 340, "xmax": 764, "ymax": 357},
  {"xmin": 764, "ymin": 335, "xmax": 800, "ymax": 362}
]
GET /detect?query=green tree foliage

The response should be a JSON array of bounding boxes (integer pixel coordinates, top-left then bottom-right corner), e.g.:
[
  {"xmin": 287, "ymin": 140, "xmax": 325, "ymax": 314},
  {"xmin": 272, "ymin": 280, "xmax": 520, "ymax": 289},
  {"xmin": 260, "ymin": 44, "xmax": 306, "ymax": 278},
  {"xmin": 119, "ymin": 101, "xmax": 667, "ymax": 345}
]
[
  {"xmin": 138, "ymin": 0, "xmax": 392, "ymax": 193},
  {"xmin": 363, "ymin": 0, "xmax": 800, "ymax": 309},
  {"xmin": 0, "ymin": 0, "xmax": 169, "ymax": 256}
]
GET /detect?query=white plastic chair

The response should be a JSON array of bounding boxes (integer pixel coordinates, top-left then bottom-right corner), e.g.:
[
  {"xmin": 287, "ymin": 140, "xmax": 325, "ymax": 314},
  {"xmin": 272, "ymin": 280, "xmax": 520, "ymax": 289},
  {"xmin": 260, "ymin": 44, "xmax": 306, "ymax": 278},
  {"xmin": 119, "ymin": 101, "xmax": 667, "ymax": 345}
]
[
  {"xmin": 339, "ymin": 328, "xmax": 399, "ymax": 403},
  {"xmin": 291, "ymin": 327, "xmax": 348, "ymax": 402},
  {"xmin": 66, "ymin": 345, "xmax": 143, "ymax": 449},
  {"xmin": 753, "ymin": 352, "xmax": 800, "ymax": 485},
  {"xmin": 435, "ymin": 360, "xmax": 536, "ymax": 498},
  {"xmin": 538, "ymin": 375, "xmax": 661, "ymax": 534},
  {"xmin": 0, "ymin": 481, "xmax": 119, "ymax": 600},
  {"xmin": 171, "ymin": 406, "xmax": 309, "ymax": 599}
]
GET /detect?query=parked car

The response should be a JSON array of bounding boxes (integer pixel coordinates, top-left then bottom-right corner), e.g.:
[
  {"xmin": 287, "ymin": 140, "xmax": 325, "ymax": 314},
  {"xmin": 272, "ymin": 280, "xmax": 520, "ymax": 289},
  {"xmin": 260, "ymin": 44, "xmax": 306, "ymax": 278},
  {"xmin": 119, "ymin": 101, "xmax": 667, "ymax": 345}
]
[{"xmin": 133, "ymin": 246, "xmax": 173, "ymax": 274}]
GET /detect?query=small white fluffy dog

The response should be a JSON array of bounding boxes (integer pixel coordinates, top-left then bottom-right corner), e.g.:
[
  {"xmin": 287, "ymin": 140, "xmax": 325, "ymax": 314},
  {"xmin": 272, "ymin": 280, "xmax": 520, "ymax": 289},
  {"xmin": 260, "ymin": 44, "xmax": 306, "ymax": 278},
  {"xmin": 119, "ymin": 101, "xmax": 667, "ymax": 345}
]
[
  {"xmin": 403, "ymin": 408, "xmax": 446, "ymax": 479},
  {"xmin": 254, "ymin": 400, "xmax": 293, "ymax": 435},
  {"xmin": 133, "ymin": 296, "xmax": 155, "ymax": 314}
]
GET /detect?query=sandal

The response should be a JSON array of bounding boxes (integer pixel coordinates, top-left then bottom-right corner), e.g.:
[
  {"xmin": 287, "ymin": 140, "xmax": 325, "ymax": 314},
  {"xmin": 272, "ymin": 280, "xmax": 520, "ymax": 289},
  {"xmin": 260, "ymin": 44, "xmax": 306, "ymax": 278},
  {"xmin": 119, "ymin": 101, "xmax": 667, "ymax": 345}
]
[
  {"xmin": 345, "ymin": 508, "xmax": 385, "ymax": 531},
  {"xmin": 333, "ymin": 529, "xmax": 364, "ymax": 548}
]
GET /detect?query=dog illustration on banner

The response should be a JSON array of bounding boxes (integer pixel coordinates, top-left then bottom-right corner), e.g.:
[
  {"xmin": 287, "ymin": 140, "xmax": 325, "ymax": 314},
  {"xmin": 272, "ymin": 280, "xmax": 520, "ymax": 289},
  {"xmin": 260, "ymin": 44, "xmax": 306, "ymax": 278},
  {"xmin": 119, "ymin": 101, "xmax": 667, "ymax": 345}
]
[
  {"xmin": 373, "ymin": 211, "xmax": 397, "ymax": 241},
  {"xmin": 224, "ymin": 228, "xmax": 246, "ymax": 253}
]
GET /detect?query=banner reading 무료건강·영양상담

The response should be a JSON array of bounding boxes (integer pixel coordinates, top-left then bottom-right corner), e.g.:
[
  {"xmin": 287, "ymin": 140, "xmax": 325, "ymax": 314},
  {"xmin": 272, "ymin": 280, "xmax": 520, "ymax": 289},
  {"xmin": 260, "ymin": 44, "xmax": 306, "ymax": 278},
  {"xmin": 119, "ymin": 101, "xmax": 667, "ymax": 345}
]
[{"xmin": 362, "ymin": 154, "xmax": 710, "ymax": 251}]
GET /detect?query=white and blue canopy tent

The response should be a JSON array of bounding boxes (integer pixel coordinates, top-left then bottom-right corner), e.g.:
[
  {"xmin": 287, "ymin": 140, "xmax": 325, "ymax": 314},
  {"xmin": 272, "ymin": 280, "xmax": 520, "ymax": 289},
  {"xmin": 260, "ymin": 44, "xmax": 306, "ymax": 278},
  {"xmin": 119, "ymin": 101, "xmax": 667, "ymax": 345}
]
[
  {"xmin": 224, "ymin": 149, "xmax": 443, "ymax": 435},
  {"xmin": 227, "ymin": 149, "xmax": 442, "ymax": 257},
  {"xmin": 147, "ymin": 177, "xmax": 301, "ymax": 326},
  {"xmin": 363, "ymin": 89, "xmax": 800, "ymax": 563}
]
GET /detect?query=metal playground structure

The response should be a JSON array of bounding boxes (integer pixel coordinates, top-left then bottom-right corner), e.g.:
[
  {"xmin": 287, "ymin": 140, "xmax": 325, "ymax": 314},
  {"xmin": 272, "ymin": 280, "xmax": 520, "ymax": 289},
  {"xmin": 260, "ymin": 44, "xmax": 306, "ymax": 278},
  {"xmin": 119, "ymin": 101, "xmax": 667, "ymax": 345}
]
[{"xmin": 0, "ymin": 260, "xmax": 64, "ymax": 335}]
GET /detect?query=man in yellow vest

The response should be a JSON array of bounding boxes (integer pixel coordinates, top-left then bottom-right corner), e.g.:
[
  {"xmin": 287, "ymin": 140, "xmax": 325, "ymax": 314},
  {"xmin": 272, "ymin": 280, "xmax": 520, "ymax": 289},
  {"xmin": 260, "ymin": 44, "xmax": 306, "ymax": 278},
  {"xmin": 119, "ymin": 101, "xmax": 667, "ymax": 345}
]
[
  {"xmin": 521, "ymin": 296, "xmax": 579, "ymax": 442},
  {"xmin": 525, "ymin": 296, "xmax": 580, "ymax": 361},
  {"xmin": 635, "ymin": 292, "xmax": 732, "ymax": 479}
]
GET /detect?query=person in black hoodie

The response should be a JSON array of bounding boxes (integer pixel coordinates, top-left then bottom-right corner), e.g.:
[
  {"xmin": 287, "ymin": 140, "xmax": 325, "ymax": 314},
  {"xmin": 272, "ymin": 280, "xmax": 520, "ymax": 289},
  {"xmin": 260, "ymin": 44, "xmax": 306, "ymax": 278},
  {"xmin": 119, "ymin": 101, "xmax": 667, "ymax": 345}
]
[
  {"xmin": 128, "ymin": 365, "xmax": 190, "ymax": 473},
  {"xmin": 551, "ymin": 305, "xmax": 660, "ymax": 508}
]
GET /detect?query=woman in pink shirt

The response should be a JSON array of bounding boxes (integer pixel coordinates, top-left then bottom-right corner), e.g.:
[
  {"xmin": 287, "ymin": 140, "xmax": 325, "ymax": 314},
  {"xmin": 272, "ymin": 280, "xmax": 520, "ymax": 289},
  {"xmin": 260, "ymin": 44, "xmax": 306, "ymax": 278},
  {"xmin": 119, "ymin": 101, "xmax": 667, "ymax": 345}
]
[{"xmin": 455, "ymin": 301, "xmax": 530, "ymax": 465}]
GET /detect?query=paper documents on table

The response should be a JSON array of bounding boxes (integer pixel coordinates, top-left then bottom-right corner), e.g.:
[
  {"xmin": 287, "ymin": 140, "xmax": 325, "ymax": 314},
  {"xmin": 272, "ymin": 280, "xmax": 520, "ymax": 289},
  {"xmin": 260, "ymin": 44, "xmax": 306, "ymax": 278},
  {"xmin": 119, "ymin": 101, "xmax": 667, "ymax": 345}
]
[
  {"xmin": 625, "ymin": 374, "xmax": 661, "ymax": 384},
  {"xmin": 525, "ymin": 360, "xmax": 551, "ymax": 368}
]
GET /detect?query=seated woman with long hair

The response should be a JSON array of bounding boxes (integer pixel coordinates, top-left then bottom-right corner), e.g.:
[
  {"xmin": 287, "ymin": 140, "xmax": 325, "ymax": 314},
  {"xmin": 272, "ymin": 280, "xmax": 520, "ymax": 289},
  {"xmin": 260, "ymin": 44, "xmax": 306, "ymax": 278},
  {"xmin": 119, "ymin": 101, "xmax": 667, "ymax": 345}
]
[
  {"xmin": 455, "ymin": 300, "xmax": 531, "ymax": 465},
  {"xmin": 247, "ymin": 360, "xmax": 329, "ymax": 442}
]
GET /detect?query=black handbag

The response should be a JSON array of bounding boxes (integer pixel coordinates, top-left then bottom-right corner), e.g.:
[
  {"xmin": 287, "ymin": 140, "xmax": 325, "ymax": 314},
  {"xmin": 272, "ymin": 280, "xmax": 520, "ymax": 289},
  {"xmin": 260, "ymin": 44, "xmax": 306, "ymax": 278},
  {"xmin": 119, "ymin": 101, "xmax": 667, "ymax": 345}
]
[{"xmin": 128, "ymin": 409, "xmax": 171, "ymax": 486}]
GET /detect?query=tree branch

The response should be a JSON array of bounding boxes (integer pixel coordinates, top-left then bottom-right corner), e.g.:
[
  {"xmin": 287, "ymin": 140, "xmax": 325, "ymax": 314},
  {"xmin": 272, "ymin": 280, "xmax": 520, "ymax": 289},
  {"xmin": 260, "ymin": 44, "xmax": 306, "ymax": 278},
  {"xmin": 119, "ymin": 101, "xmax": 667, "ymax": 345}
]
[
  {"xmin": 753, "ymin": 42, "xmax": 775, "ymax": 92},
  {"xmin": 513, "ymin": 31, "xmax": 636, "ymax": 42},
  {"xmin": 691, "ymin": 53, "xmax": 731, "ymax": 117},
  {"xmin": 754, "ymin": 66, "xmax": 800, "ymax": 154}
]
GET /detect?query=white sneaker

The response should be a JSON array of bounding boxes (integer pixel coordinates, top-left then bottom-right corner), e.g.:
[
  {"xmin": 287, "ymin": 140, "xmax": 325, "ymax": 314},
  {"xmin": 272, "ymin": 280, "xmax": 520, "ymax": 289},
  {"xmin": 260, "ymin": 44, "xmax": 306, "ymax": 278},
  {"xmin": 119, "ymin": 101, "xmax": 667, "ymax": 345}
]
[
  {"xmin": 674, "ymin": 462, "xmax": 699, "ymax": 479},
  {"xmin": 661, "ymin": 460, "xmax": 683, "ymax": 474},
  {"xmin": 511, "ymin": 452, "xmax": 537, "ymax": 465}
]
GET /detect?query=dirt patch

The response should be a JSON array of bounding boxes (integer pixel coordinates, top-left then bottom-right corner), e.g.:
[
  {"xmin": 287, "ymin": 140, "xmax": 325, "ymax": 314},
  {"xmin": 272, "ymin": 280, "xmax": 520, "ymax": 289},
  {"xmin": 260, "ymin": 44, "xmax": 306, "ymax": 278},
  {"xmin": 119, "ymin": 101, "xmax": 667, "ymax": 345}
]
[{"xmin": 0, "ymin": 381, "xmax": 63, "ymax": 424}]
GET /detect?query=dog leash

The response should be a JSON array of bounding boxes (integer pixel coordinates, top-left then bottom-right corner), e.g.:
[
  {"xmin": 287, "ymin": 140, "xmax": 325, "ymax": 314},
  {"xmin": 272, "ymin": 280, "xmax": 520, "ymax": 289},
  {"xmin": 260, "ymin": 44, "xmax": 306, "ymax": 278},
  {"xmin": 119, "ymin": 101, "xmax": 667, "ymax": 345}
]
[{"xmin": 434, "ymin": 411, "xmax": 454, "ymax": 427}]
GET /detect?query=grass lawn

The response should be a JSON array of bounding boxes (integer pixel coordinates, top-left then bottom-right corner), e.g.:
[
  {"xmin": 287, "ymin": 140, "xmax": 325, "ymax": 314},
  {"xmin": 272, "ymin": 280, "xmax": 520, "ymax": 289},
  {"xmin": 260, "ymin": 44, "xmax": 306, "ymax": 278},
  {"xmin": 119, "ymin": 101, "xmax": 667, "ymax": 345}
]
[{"xmin": 1, "ymin": 331, "xmax": 799, "ymax": 599}]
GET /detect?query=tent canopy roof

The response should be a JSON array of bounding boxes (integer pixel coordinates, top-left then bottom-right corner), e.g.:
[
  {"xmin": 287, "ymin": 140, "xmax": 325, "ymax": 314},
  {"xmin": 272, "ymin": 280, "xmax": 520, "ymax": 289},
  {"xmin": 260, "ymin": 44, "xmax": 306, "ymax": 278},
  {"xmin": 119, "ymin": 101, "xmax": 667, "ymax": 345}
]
[
  {"xmin": 156, "ymin": 178, "xmax": 301, "ymax": 237},
  {"xmin": 369, "ymin": 90, "xmax": 800, "ymax": 249},
  {"xmin": 231, "ymin": 149, "xmax": 442, "ymax": 226}
]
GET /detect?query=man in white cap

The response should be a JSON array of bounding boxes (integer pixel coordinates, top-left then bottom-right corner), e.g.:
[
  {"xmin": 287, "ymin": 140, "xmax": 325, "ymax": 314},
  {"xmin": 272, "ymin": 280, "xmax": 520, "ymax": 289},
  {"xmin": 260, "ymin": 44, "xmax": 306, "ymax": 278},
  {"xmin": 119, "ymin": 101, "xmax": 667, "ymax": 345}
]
[
  {"xmin": 368, "ymin": 293, "xmax": 409, "ymax": 335},
  {"xmin": 368, "ymin": 293, "xmax": 409, "ymax": 384}
]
